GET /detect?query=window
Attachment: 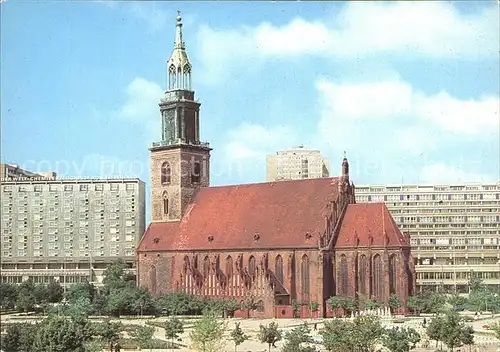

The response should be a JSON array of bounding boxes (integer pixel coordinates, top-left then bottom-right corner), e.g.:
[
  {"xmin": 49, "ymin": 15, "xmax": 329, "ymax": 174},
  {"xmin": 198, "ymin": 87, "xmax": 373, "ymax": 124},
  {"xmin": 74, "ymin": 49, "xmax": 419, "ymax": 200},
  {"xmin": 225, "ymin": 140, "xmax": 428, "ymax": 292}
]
[
  {"xmin": 373, "ymin": 255, "xmax": 383, "ymax": 301},
  {"xmin": 163, "ymin": 191, "xmax": 169, "ymax": 215},
  {"xmin": 339, "ymin": 254, "xmax": 348, "ymax": 296},
  {"xmin": 203, "ymin": 256, "xmax": 210, "ymax": 277},
  {"xmin": 389, "ymin": 255, "xmax": 398, "ymax": 294},
  {"xmin": 226, "ymin": 256, "xmax": 233, "ymax": 279},
  {"xmin": 161, "ymin": 162, "xmax": 171, "ymax": 184},
  {"xmin": 301, "ymin": 255, "xmax": 310, "ymax": 298},
  {"xmin": 275, "ymin": 255, "xmax": 283, "ymax": 283},
  {"xmin": 191, "ymin": 162, "xmax": 201, "ymax": 183},
  {"xmin": 248, "ymin": 256, "xmax": 256, "ymax": 277}
]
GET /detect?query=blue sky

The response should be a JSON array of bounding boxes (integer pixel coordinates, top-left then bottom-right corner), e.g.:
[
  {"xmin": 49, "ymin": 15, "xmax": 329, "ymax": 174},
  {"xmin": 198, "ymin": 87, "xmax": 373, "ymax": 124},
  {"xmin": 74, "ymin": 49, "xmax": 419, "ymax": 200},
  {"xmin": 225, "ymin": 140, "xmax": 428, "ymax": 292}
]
[{"xmin": 2, "ymin": 1, "xmax": 499, "ymax": 207}]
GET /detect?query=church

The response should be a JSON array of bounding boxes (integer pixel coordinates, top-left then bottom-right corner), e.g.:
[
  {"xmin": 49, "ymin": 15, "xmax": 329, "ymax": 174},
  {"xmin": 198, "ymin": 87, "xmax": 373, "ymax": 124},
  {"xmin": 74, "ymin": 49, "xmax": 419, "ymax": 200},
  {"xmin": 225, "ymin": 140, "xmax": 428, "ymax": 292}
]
[{"xmin": 136, "ymin": 13, "xmax": 416, "ymax": 318}]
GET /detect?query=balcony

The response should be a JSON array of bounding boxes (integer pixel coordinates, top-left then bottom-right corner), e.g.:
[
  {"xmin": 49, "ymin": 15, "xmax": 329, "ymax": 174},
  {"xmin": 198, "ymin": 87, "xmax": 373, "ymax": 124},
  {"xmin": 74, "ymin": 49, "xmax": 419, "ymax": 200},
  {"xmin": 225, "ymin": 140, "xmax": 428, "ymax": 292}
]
[{"xmin": 151, "ymin": 139, "xmax": 210, "ymax": 149}]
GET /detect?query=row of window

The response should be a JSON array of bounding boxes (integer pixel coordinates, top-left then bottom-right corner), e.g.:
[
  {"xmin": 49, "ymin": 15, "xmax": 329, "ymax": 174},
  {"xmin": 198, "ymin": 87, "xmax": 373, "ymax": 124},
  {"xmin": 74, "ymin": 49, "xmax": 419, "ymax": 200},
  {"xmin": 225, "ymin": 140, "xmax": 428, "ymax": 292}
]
[
  {"xmin": 3, "ymin": 183, "xmax": 136, "ymax": 192},
  {"xmin": 160, "ymin": 161, "xmax": 201, "ymax": 185}
]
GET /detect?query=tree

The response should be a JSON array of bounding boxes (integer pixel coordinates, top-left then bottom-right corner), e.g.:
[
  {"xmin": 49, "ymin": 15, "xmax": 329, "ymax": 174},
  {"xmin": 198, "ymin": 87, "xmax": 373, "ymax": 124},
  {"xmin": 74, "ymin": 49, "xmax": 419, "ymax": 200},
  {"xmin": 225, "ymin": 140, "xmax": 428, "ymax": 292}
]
[
  {"xmin": 282, "ymin": 322, "xmax": 317, "ymax": 352},
  {"xmin": 381, "ymin": 327, "xmax": 421, "ymax": 352},
  {"xmin": 1, "ymin": 323, "xmax": 23, "ymax": 352},
  {"xmin": 447, "ymin": 293, "xmax": 467, "ymax": 309},
  {"xmin": 308, "ymin": 301, "xmax": 319, "ymax": 318},
  {"xmin": 65, "ymin": 296, "xmax": 93, "ymax": 319},
  {"xmin": 230, "ymin": 322, "xmax": 248, "ymax": 352},
  {"xmin": 291, "ymin": 299, "xmax": 301, "ymax": 318},
  {"xmin": 490, "ymin": 321, "xmax": 500, "ymax": 340},
  {"xmin": 33, "ymin": 315, "xmax": 93, "ymax": 352},
  {"xmin": 130, "ymin": 325, "xmax": 155, "ymax": 350},
  {"xmin": 441, "ymin": 312, "xmax": 473, "ymax": 352},
  {"xmin": 95, "ymin": 319, "xmax": 123, "ymax": 352},
  {"xmin": 105, "ymin": 287, "xmax": 135, "ymax": 317},
  {"xmin": 164, "ymin": 316, "xmax": 184, "ymax": 349},
  {"xmin": 33, "ymin": 284, "xmax": 49, "ymax": 306},
  {"xmin": 16, "ymin": 280, "xmax": 36, "ymax": 312},
  {"xmin": 102, "ymin": 259, "xmax": 129, "ymax": 293},
  {"xmin": 426, "ymin": 315, "xmax": 445, "ymax": 349},
  {"xmin": 46, "ymin": 281, "xmax": 64, "ymax": 303},
  {"xmin": 257, "ymin": 321, "xmax": 282, "ymax": 352},
  {"xmin": 189, "ymin": 312, "xmax": 226, "ymax": 352},
  {"xmin": 65, "ymin": 281, "xmax": 95, "ymax": 303},
  {"xmin": 388, "ymin": 294, "xmax": 402, "ymax": 313},
  {"xmin": 460, "ymin": 325, "xmax": 474, "ymax": 351},
  {"xmin": 321, "ymin": 315, "xmax": 383, "ymax": 351},
  {"xmin": 0, "ymin": 283, "xmax": 18, "ymax": 309},
  {"xmin": 321, "ymin": 318, "xmax": 351, "ymax": 352},
  {"xmin": 338, "ymin": 297, "xmax": 357, "ymax": 316},
  {"xmin": 131, "ymin": 286, "xmax": 154, "ymax": 316},
  {"xmin": 363, "ymin": 298, "xmax": 381, "ymax": 311}
]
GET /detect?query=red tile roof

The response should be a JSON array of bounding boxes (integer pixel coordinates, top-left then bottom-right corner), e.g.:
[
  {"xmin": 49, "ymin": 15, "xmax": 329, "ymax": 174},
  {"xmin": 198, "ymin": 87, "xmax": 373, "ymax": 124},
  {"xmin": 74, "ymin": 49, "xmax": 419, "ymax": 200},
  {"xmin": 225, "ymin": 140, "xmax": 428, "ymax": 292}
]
[
  {"xmin": 335, "ymin": 203, "xmax": 410, "ymax": 248},
  {"xmin": 137, "ymin": 177, "xmax": 341, "ymax": 252}
]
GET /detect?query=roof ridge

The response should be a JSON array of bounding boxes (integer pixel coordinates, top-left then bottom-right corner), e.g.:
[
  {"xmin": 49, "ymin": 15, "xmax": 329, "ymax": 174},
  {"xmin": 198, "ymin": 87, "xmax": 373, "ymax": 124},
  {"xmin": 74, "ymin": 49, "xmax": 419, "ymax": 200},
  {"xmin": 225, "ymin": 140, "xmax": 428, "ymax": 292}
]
[{"xmin": 203, "ymin": 177, "xmax": 340, "ymax": 190}]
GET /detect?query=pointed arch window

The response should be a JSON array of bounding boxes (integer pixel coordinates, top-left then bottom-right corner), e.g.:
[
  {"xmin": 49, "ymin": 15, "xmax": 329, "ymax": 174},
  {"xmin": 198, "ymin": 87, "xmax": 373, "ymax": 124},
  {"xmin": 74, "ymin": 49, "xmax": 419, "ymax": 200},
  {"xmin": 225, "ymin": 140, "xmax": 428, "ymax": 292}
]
[
  {"xmin": 191, "ymin": 161, "xmax": 201, "ymax": 184},
  {"xmin": 373, "ymin": 255, "xmax": 383, "ymax": 301},
  {"xmin": 193, "ymin": 255, "xmax": 199, "ymax": 270},
  {"xmin": 389, "ymin": 255, "xmax": 398, "ymax": 295},
  {"xmin": 161, "ymin": 162, "xmax": 171, "ymax": 184},
  {"xmin": 301, "ymin": 255, "xmax": 310, "ymax": 297},
  {"xmin": 339, "ymin": 255, "xmax": 348, "ymax": 296},
  {"xmin": 226, "ymin": 256, "xmax": 233, "ymax": 279},
  {"xmin": 275, "ymin": 255, "xmax": 284, "ymax": 283},
  {"xmin": 162, "ymin": 191, "xmax": 169, "ymax": 215},
  {"xmin": 358, "ymin": 255, "xmax": 367, "ymax": 296},
  {"xmin": 149, "ymin": 265, "xmax": 157, "ymax": 295},
  {"xmin": 203, "ymin": 256, "xmax": 210, "ymax": 277},
  {"xmin": 248, "ymin": 256, "xmax": 256, "ymax": 277}
]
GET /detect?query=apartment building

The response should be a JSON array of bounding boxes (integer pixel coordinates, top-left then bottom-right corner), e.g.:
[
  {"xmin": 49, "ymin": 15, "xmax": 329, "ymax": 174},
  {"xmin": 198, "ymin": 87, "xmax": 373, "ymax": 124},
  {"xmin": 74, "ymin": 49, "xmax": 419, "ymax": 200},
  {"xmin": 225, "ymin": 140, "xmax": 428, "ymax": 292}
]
[
  {"xmin": 355, "ymin": 183, "xmax": 500, "ymax": 292},
  {"xmin": 0, "ymin": 172, "xmax": 146, "ymax": 286},
  {"xmin": 266, "ymin": 146, "xmax": 330, "ymax": 181}
]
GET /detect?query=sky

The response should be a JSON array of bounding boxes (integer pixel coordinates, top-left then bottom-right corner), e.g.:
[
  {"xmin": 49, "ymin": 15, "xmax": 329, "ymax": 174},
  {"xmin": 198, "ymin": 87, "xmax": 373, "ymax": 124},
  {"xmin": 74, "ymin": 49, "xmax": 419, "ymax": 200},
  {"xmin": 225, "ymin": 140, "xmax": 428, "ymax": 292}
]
[{"xmin": 2, "ymin": 1, "xmax": 499, "ymax": 214}]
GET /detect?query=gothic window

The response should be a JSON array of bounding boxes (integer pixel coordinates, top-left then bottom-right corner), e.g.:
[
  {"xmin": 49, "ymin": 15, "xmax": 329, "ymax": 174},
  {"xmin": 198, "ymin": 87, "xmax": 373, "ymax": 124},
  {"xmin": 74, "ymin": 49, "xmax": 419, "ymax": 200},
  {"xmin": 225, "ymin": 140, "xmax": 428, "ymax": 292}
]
[
  {"xmin": 275, "ymin": 255, "xmax": 284, "ymax": 283},
  {"xmin": 339, "ymin": 255, "xmax": 348, "ymax": 296},
  {"xmin": 373, "ymin": 255, "xmax": 383, "ymax": 301},
  {"xmin": 161, "ymin": 162, "xmax": 171, "ymax": 184},
  {"xmin": 389, "ymin": 255, "xmax": 398, "ymax": 295},
  {"xmin": 149, "ymin": 265, "xmax": 157, "ymax": 295},
  {"xmin": 226, "ymin": 256, "xmax": 233, "ymax": 279},
  {"xmin": 193, "ymin": 255, "xmax": 199, "ymax": 270},
  {"xmin": 249, "ymin": 256, "xmax": 256, "ymax": 277},
  {"xmin": 191, "ymin": 162, "xmax": 201, "ymax": 184},
  {"xmin": 301, "ymin": 255, "xmax": 310, "ymax": 297},
  {"xmin": 203, "ymin": 256, "xmax": 210, "ymax": 277},
  {"xmin": 183, "ymin": 255, "xmax": 190, "ymax": 273},
  {"xmin": 358, "ymin": 255, "xmax": 367, "ymax": 296},
  {"xmin": 162, "ymin": 191, "xmax": 169, "ymax": 215},
  {"xmin": 256, "ymin": 300, "xmax": 264, "ymax": 312},
  {"xmin": 184, "ymin": 64, "xmax": 191, "ymax": 74}
]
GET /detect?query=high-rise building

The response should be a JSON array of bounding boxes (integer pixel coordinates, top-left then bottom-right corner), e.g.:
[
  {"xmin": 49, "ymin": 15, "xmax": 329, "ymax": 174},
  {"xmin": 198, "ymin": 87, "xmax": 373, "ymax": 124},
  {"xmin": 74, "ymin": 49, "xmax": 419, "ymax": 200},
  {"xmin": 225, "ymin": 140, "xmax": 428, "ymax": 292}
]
[
  {"xmin": 266, "ymin": 146, "xmax": 330, "ymax": 181},
  {"xmin": 355, "ymin": 183, "xmax": 500, "ymax": 292},
  {"xmin": 0, "ymin": 170, "xmax": 146, "ymax": 286}
]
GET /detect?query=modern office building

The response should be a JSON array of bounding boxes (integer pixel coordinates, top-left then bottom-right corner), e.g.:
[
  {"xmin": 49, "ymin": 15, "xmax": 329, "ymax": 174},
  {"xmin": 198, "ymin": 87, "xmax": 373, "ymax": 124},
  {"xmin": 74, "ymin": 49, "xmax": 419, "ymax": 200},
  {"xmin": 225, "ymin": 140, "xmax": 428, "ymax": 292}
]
[
  {"xmin": 355, "ymin": 183, "xmax": 500, "ymax": 292},
  {"xmin": 0, "ymin": 171, "xmax": 146, "ymax": 286},
  {"xmin": 266, "ymin": 146, "xmax": 330, "ymax": 181}
]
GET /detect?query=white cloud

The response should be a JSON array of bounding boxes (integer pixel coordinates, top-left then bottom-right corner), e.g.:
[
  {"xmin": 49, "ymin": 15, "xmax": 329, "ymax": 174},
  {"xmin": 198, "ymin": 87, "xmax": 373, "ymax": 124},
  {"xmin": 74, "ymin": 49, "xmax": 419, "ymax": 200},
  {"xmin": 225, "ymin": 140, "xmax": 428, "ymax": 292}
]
[
  {"xmin": 196, "ymin": 2, "xmax": 499, "ymax": 84},
  {"xmin": 420, "ymin": 163, "xmax": 495, "ymax": 184},
  {"xmin": 115, "ymin": 77, "xmax": 163, "ymax": 139},
  {"xmin": 315, "ymin": 78, "xmax": 499, "ymax": 137},
  {"xmin": 224, "ymin": 123, "xmax": 298, "ymax": 162}
]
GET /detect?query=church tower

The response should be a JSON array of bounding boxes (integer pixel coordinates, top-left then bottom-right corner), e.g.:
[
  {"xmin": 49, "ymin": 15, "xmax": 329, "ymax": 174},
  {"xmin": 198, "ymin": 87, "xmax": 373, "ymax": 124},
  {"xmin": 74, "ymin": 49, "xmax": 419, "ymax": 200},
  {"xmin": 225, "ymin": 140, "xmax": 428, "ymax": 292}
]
[{"xmin": 150, "ymin": 11, "xmax": 211, "ymax": 222}]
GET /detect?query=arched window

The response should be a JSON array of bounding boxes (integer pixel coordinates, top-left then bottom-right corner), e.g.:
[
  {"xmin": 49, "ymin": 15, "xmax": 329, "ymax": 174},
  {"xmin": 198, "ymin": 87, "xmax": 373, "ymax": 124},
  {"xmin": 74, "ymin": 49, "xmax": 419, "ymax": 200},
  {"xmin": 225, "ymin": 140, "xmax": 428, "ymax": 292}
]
[
  {"xmin": 162, "ymin": 191, "xmax": 169, "ymax": 215},
  {"xmin": 226, "ymin": 256, "xmax": 233, "ymax": 279},
  {"xmin": 339, "ymin": 255, "xmax": 348, "ymax": 296},
  {"xmin": 275, "ymin": 255, "xmax": 284, "ymax": 283},
  {"xmin": 193, "ymin": 255, "xmax": 199, "ymax": 270},
  {"xmin": 358, "ymin": 255, "xmax": 367, "ymax": 296},
  {"xmin": 389, "ymin": 255, "xmax": 398, "ymax": 294},
  {"xmin": 249, "ymin": 256, "xmax": 256, "ymax": 277},
  {"xmin": 203, "ymin": 256, "xmax": 210, "ymax": 277},
  {"xmin": 161, "ymin": 162, "xmax": 171, "ymax": 184},
  {"xmin": 149, "ymin": 265, "xmax": 157, "ymax": 295},
  {"xmin": 183, "ymin": 256, "xmax": 190, "ymax": 273},
  {"xmin": 301, "ymin": 255, "xmax": 310, "ymax": 297},
  {"xmin": 373, "ymin": 255, "xmax": 383, "ymax": 301},
  {"xmin": 191, "ymin": 161, "xmax": 201, "ymax": 184}
]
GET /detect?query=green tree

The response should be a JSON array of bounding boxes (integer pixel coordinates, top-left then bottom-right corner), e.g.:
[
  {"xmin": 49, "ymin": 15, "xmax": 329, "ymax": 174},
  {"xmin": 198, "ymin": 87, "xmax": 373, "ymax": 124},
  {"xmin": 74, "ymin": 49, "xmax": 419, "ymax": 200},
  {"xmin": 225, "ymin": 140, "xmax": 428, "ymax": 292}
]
[
  {"xmin": 95, "ymin": 319, "xmax": 123, "ymax": 352},
  {"xmin": 381, "ymin": 327, "xmax": 421, "ymax": 352},
  {"xmin": 426, "ymin": 315, "xmax": 445, "ymax": 350},
  {"xmin": 447, "ymin": 293, "xmax": 467, "ymax": 309},
  {"xmin": 308, "ymin": 301, "xmax": 319, "ymax": 318},
  {"xmin": 164, "ymin": 316, "xmax": 184, "ymax": 349},
  {"xmin": 131, "ymin": 286, "xmax": 154, "ymax": 316},
  {"xmin": 102, "ymin": 259, "xmax": 129, "ymax": 293},
  {"xmin": 1, "ymin": 323, "xmax": 23, "ymax": 352},
  {"xmin": 490, "ymin": 321, "xmax": 500, "ymax": 340},
  {"xmin": 364, "ymin": 298, "xmax": 381, "ymax": 311},
  {"xmin": 320, "ymin": 318, "xmax": 351, "ymax": 352},
  {"xmin": 0, "ymin": 283, "xmax": 18, "ymax": 309},
  {"xmin": 65, "ymin": 296, "xmax": 93, "ymax": 319},
  {"xmin": 130, "ymin": 325, "xmax": 155, "ymax": 350},
  {"xmin": 46, "ymin": 281, "xmax": 64, "ymax": 303},
  {"xmin": 338, "ymin": 297, "xmax": 357, "ymax": 316},
  {"xmin": 33, "ymin": 284, "xmax": 49, "ymax": 306},
  {"xmin": 16, "ymin": 280, "xmax": 36, "ymax": 313},
  {"xmin": 33, "ymin": 315, "xmax": 93, "ymax": 352},
  {"xmin": 321, "ymin": 315, "xmax": 383, "ymax": 352},
  {"xmin": 281, "ymin": 322, "xmax": 317, "ymax": 352},
  {"xmin": 388, "ymin": 294, "xmax": 402, "ymax": 313},
  {"xmin": 189, "ymin": 312, "xmax": 226, "ymax": 352},
  {"xmin": 230, "ymin": 322, "xmax": 248, "ymax": 352},
  {"xmin": 441, "ymin": 312, "xmax": 471, "ymax": 352},
  {"xmin": 65, "ymin": 281, "xmax": 95, "ymax": 303},
  {"xmin": 460, "ymin": 325, "xmax": 474, "ymax": 351},
  {"xmin": 222, "ymin": 299, "xmax": 239, "ymax": 318},
  {"xmin": 291, "ymin": 299, "xmax": 301, "ymax": 318},
  {"xmin": 406, "ymin": 296, "xmax": 421, "ymax": 315},
  {"xmin": 258, "ymin": 321, "xmax": 282, "ymax": 352},
  {"xmin": 106, "ymin": 287, "xmax": 135, "ymax": 317}
]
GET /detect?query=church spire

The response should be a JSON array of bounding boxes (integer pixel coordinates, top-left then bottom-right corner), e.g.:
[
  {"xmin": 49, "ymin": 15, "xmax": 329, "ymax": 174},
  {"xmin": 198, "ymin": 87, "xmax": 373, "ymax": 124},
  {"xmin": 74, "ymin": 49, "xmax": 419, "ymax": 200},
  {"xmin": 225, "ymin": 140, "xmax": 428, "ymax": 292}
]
[{"xmin": 167, "ymin": 10, "xmax": 192, "ymax": 91}]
